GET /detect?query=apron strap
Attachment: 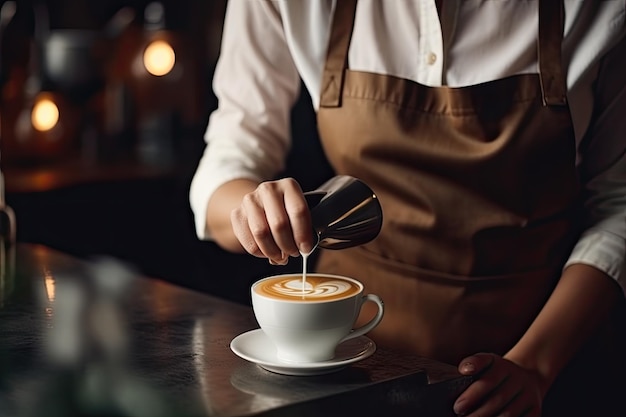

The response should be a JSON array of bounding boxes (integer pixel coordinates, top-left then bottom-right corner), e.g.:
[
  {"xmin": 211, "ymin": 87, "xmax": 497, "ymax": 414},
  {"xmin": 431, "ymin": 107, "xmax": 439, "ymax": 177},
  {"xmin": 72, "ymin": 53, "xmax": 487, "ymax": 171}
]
[
  {"xmin": 319, "ymin": 0, "xmax": 568, "ymax": 108},
  {"xmin": 538, "ymin": 0, "xmax": 568, "ymax": 106},
  {"xmin": 319, "ymin": 0, "xmax": 357, "ymax": 108}
]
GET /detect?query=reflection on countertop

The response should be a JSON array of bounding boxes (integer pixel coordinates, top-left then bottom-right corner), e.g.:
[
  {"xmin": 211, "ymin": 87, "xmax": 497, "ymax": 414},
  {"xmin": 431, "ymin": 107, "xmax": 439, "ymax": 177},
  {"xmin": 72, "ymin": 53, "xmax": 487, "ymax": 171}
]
[{"xmin": 0, "ymin": 244, "xmax": 470, "ymax": 417}]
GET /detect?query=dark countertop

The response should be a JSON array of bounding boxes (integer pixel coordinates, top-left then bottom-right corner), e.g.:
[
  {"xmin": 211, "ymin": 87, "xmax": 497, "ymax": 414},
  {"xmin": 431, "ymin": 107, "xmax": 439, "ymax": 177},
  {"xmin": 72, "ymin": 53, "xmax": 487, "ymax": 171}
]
[{"xmin": 0, "ymin": 243, "xmax": 471, "ymax": 417}]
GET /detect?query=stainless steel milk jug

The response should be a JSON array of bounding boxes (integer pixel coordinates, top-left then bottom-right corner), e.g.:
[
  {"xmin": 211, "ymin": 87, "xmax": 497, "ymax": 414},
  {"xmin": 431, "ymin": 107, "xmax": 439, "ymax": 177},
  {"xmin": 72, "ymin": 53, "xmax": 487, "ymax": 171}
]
[{"xmin": 304, "ymin": 175, "xmax": 383, "ymax": 250}]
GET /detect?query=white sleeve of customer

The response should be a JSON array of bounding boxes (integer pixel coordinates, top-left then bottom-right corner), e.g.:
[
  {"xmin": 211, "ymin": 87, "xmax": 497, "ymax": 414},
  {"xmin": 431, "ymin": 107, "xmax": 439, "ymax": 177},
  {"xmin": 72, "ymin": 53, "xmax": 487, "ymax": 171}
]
[
  {"xmin": 565, "ymin": 32, "xmax": 626, "ymax": 287},
  {"xmin": 189, "ymin": 0, "xmax": 302, "ymax": 240}
]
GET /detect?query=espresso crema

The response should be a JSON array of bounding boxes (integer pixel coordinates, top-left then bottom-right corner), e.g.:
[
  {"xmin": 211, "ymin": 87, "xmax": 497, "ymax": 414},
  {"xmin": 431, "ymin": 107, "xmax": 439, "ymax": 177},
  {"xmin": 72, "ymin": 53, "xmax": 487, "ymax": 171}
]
[{"xmin": 254, "ymin": 275, "xmax": 360, "ymax": 301}]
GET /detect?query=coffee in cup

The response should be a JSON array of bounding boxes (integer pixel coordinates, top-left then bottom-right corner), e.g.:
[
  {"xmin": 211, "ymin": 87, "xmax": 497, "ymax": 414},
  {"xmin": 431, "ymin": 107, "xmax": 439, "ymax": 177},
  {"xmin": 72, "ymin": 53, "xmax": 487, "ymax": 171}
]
[{"xmin": 251, "ymin": 273, "xmax": 384, "ymax": 363}]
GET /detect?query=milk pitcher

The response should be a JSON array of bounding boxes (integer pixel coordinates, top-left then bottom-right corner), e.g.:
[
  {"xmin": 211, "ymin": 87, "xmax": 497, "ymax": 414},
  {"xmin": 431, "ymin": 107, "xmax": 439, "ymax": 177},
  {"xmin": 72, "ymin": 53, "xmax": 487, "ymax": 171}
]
[{"xmin": 304, "ymin": 175, "xmax": 383, "ymax": 250}]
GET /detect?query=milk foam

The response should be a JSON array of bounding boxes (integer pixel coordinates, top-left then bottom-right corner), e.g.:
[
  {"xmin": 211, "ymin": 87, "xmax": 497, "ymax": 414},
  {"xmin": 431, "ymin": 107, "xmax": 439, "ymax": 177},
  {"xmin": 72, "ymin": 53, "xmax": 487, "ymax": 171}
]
[
  {"xmin": 271, "ymin": 278, "xmax": 354, "ymax": 298},
  {"xmin": 256, "ymin": 275, "xmax": 360, "ymax": 301}
]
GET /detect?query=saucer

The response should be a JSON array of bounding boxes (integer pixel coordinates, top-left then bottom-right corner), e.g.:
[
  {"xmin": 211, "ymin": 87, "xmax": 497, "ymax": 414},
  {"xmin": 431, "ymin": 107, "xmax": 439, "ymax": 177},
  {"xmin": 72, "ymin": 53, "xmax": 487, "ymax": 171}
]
[{"xmin": 230, "ymin": 329, "xmax": 376, "ymax": 376}]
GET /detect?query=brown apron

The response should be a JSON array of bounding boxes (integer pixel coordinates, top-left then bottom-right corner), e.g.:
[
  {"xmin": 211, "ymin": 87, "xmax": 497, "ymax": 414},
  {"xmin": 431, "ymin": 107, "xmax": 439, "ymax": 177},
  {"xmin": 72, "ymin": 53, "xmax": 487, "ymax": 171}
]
[
  {"xmin": 315, "ymin": 0, "xmax": 579, "ymax": 365},
  {"xmin": 314, "ymin": 0, "xmax": 626, "ymax": 413}
]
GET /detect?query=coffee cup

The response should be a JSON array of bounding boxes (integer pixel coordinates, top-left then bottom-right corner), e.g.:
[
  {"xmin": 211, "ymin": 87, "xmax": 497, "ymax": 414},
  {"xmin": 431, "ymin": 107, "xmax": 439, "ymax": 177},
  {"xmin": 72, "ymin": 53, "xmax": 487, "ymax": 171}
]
[{"xmin": 251, "ymin": 273, "xmax": 384, "ymax": 363}]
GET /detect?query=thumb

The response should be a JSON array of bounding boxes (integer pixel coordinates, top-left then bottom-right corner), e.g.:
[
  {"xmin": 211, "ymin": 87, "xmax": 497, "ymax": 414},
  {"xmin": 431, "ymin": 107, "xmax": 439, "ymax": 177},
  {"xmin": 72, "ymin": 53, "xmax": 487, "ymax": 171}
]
[{"xmin": 458, "ymin": 352, "xmax": 495, "ymax": 376}]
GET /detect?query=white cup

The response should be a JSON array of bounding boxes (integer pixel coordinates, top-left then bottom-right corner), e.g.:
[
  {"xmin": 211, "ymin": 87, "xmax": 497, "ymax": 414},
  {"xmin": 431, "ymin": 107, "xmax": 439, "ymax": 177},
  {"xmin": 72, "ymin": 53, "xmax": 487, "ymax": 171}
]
[{"xmin": 251, "ymin": 273, "xmax": 384, "ymax": 363}]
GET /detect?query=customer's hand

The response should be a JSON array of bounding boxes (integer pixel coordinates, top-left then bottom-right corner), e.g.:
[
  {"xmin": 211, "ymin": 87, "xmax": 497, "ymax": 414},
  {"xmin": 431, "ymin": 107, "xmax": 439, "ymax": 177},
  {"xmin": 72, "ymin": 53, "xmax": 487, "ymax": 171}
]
[
  {"xmin": 453, "ymin": 353, "xmax": 545, "ymax": 417},
  {"xmin": 230, "ymin": 178, "xmax": 315, "ymax": 265}
]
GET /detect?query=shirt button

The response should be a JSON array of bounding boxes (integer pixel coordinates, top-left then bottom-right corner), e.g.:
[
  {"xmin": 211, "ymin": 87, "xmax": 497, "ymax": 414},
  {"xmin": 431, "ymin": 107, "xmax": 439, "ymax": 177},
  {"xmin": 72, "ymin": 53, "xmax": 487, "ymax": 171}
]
[{"xmin": 426, "ymin": 52, "xmax": 437, "ymax": 65}]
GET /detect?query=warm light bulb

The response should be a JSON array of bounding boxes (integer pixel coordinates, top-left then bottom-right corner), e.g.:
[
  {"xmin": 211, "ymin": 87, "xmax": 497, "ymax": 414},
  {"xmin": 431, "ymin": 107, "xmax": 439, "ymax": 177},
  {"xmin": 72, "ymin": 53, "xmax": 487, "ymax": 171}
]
[
  {"xmin": 31, "ymin": 97, "xmax": 59, "ymax": 132},
  {"xmin": 143, "ymin": 40, "xmax": 175, "ymax": 76}
]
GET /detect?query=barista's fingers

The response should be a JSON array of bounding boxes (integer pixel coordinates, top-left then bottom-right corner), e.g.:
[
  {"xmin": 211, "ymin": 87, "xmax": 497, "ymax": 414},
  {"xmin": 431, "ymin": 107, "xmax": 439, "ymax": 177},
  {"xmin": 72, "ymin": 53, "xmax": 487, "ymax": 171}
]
[
  {"xmin": 232, "ymin": 178, "xmax": 307, "ymax": 263},
  {"xmin": 268, "ymin": 253, "xmax": 288, "ymax": 266},
  {"xmin": 247, "ymin": 180, "xmax": 296, "ymax": 261},
  {"xmin": 278, "ymin": 179, "xmax": 313, "ymax": 255},
  {"xmin": 285, "ymin": 192, "xmax": 314, "ymax": 255},
  {"xmin": 261, "ymin": 185, "xmax": 301, "ymax": 259},
  {"xmin": 233, "ymin": 190, "xmax": 282, "ymax": 260},
  {"xmin": 231, "ymin": 206, "xmax": 264, "ymax": 258}
]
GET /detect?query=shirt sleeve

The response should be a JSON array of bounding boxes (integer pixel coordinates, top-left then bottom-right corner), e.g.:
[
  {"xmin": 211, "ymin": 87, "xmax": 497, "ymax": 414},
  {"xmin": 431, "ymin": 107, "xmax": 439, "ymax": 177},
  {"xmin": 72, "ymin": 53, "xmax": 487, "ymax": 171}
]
[
  {"xmin": 564, "ymin": 30, "xmax": 626, "ymax": 287},
  {"xmin": 189, "ymin": 0, "xmax": 301, "ymax": 240}
]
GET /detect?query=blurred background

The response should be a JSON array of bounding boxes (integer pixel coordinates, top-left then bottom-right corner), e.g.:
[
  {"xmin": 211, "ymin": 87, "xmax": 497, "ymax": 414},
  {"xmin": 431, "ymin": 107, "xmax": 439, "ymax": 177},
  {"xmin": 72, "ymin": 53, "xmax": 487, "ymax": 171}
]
[{"xmin": 0, "ymin": 0, "xmax": 334, "ymax": 304}]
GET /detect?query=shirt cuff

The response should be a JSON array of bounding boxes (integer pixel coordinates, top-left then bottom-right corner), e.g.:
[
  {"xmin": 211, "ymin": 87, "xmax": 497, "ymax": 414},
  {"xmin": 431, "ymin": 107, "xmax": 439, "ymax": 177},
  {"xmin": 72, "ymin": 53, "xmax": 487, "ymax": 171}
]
[{"xmin": 564, "ymin": 228, "xmax": 626, "ymax": 285}]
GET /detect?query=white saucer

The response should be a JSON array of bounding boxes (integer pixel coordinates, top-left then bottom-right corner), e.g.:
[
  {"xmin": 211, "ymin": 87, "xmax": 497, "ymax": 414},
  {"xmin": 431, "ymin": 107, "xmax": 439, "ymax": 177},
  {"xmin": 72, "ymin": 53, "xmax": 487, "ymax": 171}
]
[{"xmin": 230, "ymin": 328, "xmax": 376, "ymax": 376}]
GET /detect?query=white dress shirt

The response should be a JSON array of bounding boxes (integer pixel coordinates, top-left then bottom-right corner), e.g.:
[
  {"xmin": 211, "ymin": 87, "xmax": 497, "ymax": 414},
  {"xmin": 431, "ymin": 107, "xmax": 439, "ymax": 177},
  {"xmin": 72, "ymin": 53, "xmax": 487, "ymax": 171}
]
[{"xmin": 190, "ymin": 0, "xmax": 626, "ymax": 286}]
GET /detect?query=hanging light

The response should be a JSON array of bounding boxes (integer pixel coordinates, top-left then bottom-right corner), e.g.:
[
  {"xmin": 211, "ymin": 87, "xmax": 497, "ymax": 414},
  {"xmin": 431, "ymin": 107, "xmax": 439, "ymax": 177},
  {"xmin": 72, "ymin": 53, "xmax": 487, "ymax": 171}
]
[
  {"xmin": 7, "ymin": 86, "xmax": 79, "ymax": 161},
  {"xmin": 104, "ymin": 1, "xmax": 206, "ymax": 167},
  {"xmin": 31, "ymin": 92, "xmax": 59, "ymax": 131},
  {"xmin": 128, "ymin": 3, "xmax": 181, "ymax": 82},
  {"xmin": 120, "ymin": 2, "xmax": 185, "ymax": 166},
  {"xmin": 142, "ymin": 39, "xmax": 175, "ymax": 77}
]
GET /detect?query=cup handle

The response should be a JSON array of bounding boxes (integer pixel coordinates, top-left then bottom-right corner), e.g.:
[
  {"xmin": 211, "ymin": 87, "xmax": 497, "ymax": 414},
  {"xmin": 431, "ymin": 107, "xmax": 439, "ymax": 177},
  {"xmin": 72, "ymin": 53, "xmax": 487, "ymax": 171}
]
[{"xmin": 340, "ymin": 294, "xmax": 384, "ymax": 343}]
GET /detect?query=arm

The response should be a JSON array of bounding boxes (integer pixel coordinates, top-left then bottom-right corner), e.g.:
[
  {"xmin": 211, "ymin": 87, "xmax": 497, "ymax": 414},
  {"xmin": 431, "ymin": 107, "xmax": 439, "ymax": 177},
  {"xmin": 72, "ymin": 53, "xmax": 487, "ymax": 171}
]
[
  {"xmin": 205, "ymin": 178, "xmax": 259, "ymax": 253},
  {"xmin": 189, "ymin": 0, "xmax": 302, "ymax": 247},
  {"xmin": 506, "ymin": 25, "xmax": 626, "ymax": 390},
  {"xmin": 454, "ymin": 30, "xmax": 626, "ymax": 417},
  {"xmin": 454, "ymin": 265, "xmax": 622, "ymax": 417},
  {"xmin": 505, "ymin": 264, "xmax": 622, "ymax": 391}
]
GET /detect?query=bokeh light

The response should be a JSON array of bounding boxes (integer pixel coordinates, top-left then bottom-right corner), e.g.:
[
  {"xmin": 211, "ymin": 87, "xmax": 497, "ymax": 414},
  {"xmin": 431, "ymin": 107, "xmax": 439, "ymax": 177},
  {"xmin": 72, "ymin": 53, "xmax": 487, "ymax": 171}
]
[
  {"xmin": 143, "ymin": 39, "xmax": 175, "ymax": 76},
  {"xmin": 31, "ymin": 95, "xmax": 60, "ymax": 132}
]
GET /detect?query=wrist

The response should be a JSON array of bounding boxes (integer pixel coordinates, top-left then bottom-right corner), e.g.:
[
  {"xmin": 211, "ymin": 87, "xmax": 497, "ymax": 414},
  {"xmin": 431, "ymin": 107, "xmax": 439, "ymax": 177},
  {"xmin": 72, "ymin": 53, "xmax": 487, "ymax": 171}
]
[{"xmin": 504, "ymin": 351, "xmax": 553, "ymax": 397}]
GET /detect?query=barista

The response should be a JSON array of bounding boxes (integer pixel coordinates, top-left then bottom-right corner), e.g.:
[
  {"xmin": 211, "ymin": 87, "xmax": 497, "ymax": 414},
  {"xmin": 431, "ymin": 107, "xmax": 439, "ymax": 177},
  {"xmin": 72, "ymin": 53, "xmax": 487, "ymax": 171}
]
[{"xmin": 190, "ymin": 1, "xmax": 626, "ymax": 415}]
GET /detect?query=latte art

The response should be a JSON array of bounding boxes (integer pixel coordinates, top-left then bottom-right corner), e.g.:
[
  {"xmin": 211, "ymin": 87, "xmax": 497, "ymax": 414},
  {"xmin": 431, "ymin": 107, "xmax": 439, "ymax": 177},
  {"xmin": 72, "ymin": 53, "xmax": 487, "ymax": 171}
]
[
  {"xmin": 272, "ymin": 279, "xmax": 352, "ymax": 298},
  {"xmin": 254, "ymin": 275, "xmax": 361, "ymax": 301}
]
